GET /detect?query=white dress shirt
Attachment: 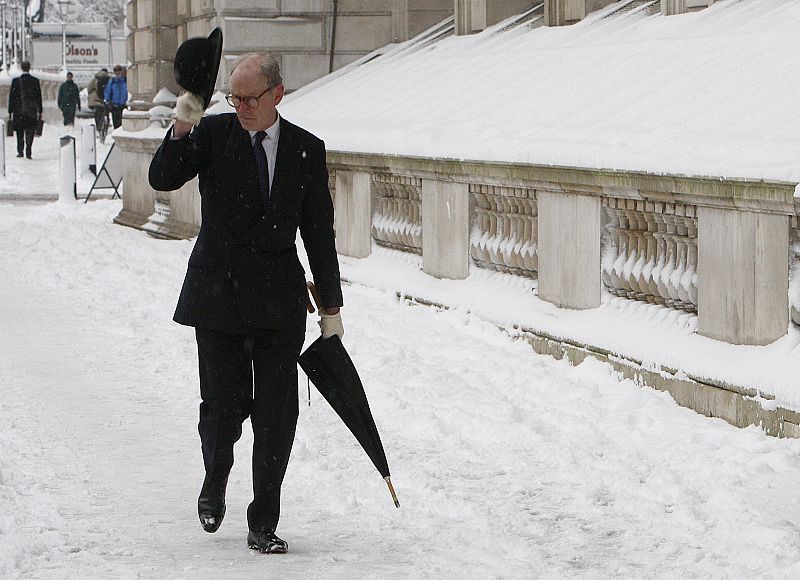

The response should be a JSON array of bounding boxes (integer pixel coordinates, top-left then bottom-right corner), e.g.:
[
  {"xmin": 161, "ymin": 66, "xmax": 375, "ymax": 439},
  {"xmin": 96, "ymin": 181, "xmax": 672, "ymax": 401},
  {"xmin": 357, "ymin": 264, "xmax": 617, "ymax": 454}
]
[{"xmin": 249, "ymin": 115, "xmax": 280, "ymax": 193}]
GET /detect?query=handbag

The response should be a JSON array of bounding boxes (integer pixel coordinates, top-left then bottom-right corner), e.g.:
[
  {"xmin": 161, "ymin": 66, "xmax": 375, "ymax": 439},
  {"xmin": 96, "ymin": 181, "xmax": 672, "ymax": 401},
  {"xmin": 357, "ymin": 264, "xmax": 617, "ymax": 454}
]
[
  {"xmin": 34, "ymin": 118, "xmax": 44, "ymax": 137},
  {"xmin": 5, "ymin": 118, "xmax": 13, "ymax": 136}
]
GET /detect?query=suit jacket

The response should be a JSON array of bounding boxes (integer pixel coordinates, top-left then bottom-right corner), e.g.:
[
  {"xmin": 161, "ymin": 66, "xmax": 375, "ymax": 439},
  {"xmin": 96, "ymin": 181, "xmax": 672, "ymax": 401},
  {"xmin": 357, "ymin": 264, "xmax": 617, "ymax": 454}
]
[
  {"xmin": 148, "ymin": 114, "xmax": 343, "ymax": 334},
  {"xmin": 8, "ymin": 73, "xmax": 42, "ymax": 120}
]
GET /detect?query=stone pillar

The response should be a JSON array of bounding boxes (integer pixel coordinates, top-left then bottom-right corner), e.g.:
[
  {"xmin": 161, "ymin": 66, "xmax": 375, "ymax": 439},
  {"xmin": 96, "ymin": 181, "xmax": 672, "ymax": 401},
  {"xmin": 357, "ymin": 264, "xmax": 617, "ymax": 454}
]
[
  {"xmin": 421, "ymin": 179, "xmax": 470, "ymax": 279},
  {"xmin": 545, "ymin": 0, "xmax": 585, "ymax": 26},
  {"xmin": 454, "ymin": 0, "xmax": 472, "ymax": 35},
  {"xmin": 392, "ymin": 0, "xmax": 453, "ymax": 42},
  {"xmin": 127, "ymin": 0, "xmax": 180, "ymax": 103},
  {"xmin": 537, "ymin": 190, "xmax": 601, "ymax": 309},
  {"xmin": 663, "ymin": 0, "xmax": 715, "ymax": 16},
  {"xmin": 456, "ymin": 0, "xmax": 535, "ymax": 35},
  {"xmin": 114, "ymin": 107, "xmax": 201, "ymax": 240},
  {"xmin": 334, "ymin": 171, "xmax": 372, "ymax": 259},
  {"xmin": 112, "ymin": 133, "xmax": 159, "ymax": 231},
  {"xmin": 697, "ymin": 207, "xmax": 788, "ymax": 345}
]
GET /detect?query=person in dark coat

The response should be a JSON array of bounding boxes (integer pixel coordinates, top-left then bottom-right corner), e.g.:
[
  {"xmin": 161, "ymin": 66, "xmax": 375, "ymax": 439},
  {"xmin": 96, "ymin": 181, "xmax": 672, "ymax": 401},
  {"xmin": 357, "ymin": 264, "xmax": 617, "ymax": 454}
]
[
  {"xmin": 57, "ymin": 72, "xmax": 81, "ymax": 126},
  {"xmin": 148, "ymin": 51, "xmax": 344, "ymax": 555},
  {"xmin": 8, "ymin": 61, "xmax": 42, "ymax": 159}
]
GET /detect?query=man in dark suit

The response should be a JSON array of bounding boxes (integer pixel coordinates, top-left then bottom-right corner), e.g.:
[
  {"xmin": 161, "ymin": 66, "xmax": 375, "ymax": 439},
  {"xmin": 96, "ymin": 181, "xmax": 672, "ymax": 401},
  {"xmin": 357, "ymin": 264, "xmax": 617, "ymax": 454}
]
[
  {"xmin": 149, "ymin": 52, "xmax": 344, "ymax": 554},
  {"xmin": 8, "ymin": 61, "xmax": 42, "ymax": 159}
]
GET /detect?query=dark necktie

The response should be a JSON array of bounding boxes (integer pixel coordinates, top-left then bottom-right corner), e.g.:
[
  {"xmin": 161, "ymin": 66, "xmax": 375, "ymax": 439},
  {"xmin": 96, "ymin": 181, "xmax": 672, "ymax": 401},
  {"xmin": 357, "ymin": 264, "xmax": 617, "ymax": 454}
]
[{"xmin": 253, "ymin": 130, "xmax": 269, "ymax": 210}]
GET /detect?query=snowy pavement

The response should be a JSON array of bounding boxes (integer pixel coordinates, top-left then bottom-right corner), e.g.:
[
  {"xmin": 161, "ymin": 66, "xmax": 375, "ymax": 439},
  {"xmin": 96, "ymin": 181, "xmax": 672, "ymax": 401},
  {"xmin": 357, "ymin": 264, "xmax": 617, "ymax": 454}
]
[
  {"xmin": 0, "ymin": 118, "xmax": 115, "ymax": 201},
  {"xmin": 3, "ymin": 200, "xmax": 800, "ymax": 578}
]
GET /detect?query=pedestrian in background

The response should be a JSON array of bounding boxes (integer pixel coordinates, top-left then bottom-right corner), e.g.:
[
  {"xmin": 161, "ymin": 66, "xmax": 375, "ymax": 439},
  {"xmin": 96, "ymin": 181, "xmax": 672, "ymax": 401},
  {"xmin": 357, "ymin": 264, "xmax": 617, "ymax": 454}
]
[
  {"xmin": 103, "ymin": 64, "xmax": 127, "ymax": 129},
  {"xmin": 57, "ymin": 72, "xmax": 80, "ymax": 126},
  {"xmin": 8, "ymin": 61, "xmax": 42, "ymax": 159}
]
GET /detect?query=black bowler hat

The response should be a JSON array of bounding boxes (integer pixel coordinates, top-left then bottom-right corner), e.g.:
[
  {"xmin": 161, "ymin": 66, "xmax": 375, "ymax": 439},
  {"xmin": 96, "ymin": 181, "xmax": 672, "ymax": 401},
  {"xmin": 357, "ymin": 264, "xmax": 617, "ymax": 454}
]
[{"xmin": 173, "ymin": 27, "xmax": 223, "ymax": 108}]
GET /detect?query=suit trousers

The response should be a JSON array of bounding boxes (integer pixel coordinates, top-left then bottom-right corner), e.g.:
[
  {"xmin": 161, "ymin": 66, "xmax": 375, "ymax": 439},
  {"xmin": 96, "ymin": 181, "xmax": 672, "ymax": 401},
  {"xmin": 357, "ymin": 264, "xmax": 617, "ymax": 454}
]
[
  {"xmin": 14, "ymin": 116, "xmax": 35, "ymax": 157},
  {"xmin": 195, "ymin": 326, "xmax": 305, "ymax": 532}
]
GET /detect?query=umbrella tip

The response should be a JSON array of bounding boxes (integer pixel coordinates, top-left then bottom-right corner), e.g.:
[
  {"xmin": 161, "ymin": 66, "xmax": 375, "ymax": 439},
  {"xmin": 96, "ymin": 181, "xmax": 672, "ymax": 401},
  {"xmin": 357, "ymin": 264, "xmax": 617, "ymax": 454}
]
[{"xmin": 384, "ymin": 476, "xmax": 400, "ymax": 509}]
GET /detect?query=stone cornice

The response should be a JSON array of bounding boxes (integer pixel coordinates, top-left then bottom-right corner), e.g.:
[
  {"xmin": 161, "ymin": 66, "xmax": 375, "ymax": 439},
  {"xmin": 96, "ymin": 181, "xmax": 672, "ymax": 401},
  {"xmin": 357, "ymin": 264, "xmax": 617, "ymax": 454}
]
[{"xmin": 328, "ymin": 151, "xmax": 797, "ymax": 215}]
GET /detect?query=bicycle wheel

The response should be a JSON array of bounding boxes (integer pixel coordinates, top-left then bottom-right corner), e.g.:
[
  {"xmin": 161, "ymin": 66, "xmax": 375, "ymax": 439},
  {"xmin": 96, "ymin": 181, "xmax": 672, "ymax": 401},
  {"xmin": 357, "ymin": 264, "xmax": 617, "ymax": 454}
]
[{"xmin": 98, "ymin": 115, "xmax": 108, "ymax": 143}]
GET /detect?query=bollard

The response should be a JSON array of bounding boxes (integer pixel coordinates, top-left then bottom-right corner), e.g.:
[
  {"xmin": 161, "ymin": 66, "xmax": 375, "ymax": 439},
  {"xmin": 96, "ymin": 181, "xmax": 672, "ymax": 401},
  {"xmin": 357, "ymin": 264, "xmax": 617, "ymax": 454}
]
[
  {"xmin": 81, "ymin": 124, "xmax": 97, "ymax": 176},
  {"xmin": 0, "ymin": 119, "xmax": 5, "ymax": 177},
  {"xmin": 59, "ymin": 135, "xmax": 77, "ymax": 202}
]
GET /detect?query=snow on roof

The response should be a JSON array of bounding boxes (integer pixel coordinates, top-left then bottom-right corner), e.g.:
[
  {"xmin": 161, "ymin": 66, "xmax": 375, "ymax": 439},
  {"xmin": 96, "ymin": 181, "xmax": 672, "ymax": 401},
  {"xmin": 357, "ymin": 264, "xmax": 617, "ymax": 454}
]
[{"xmin": 279, "ymin": 0, "xmax": 800, "ymax": 183}]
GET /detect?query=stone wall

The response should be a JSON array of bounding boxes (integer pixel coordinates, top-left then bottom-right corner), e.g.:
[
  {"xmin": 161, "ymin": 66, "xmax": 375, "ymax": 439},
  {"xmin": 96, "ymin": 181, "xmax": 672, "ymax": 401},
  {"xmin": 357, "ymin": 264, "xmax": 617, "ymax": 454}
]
[{"xmin": 125, "ymin": 0, "xmax": 453, "ymax": 102}]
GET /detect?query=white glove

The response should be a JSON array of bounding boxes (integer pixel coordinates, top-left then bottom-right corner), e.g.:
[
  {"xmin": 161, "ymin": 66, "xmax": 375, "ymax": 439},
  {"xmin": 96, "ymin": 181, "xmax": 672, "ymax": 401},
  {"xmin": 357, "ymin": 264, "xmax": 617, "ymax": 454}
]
[
  {"xmin": 175, "ymin": 92, "xmax": 205, "ymax": 125},
  {"xmin": 319, "ymin": 311, "xmax": 344, "ymax": 339}
]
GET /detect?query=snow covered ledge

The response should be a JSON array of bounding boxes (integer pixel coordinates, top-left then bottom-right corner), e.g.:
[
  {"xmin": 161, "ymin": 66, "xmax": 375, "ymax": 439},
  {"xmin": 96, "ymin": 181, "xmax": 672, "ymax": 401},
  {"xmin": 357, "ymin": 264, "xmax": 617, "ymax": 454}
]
[{"xmin": 327, "ymin": 151, "xmax": 796, "ymax": 349}]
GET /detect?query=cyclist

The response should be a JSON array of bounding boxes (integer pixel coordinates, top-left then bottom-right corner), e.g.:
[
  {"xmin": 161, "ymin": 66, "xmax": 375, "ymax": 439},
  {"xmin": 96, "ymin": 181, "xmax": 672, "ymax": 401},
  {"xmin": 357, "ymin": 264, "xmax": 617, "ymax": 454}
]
[{"xmin": 87, "ymin": 68, "xmax": 110, "ymax": 140}]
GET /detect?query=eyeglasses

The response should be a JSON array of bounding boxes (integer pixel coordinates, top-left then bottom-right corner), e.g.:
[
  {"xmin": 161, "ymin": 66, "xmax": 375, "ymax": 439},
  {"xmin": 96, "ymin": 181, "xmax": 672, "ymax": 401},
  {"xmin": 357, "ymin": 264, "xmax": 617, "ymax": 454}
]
[{"xmin": 225, "ymin": 86, "xmax": 274, "ymax": 109}]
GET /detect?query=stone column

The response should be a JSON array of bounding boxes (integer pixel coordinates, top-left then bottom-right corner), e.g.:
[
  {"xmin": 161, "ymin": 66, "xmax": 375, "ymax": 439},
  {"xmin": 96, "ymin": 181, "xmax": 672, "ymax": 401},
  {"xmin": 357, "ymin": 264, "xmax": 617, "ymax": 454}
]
[
  {"xmin": 114, "ymin": 107, "xmax": 201, "ymax": 240},
  {"xmin": 662, "ymin": 0, "xmax": 715, "ymax": 16},
  {"xmin": 127, "ymin": 0, "xmax": 180, "ymax": 103},
  {"xmin": 537, "ymin": 190, "xmax": 601, "ymax": 309},
  {"xmin": 112, "ymin": 132, "xmax": 159, "ymax": 231},
  {"xmin": 334, "ymin": 171, "xmax": 372, "ymax": 259},
  {"xmin": 392, "ymin": 0, "xmax": 453, "ymax": 42},
  {"xmin": 421, "ymin": 179, "xmax": 470, "ymax": 279},
  {"xmin": 697, "ymin": 207, "xmax": 788, "ymax": 345},
  {"xmin": 457, "ymin": 0, "xmax": 539, "ymax": 34},
  {"xmin": 545, "ymin": 0, "xmax": 586, "ymax": 27}
]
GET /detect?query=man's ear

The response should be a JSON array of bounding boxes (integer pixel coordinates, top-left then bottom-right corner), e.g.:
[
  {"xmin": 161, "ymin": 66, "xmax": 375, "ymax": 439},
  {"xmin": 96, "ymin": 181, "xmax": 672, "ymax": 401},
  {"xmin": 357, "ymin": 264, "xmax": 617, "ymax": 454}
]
[{"xmin": 273, "ymin": 83, "xmax": 285, "ymax": 106}]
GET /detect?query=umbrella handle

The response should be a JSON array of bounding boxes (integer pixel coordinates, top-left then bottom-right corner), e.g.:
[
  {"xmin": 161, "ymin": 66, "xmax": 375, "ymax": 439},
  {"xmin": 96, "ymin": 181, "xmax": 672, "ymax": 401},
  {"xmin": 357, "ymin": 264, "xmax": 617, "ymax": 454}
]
[
  {"xmin": 307, "ymin": 281, "xmax": 323, "ymax": 312},
  {"xmin": 305, "ymin": 282, "xmax": 317, "ymax": 313},
  {"xmin": 384, "ymin": 476, "xmax": 400, "ymax": 508}
]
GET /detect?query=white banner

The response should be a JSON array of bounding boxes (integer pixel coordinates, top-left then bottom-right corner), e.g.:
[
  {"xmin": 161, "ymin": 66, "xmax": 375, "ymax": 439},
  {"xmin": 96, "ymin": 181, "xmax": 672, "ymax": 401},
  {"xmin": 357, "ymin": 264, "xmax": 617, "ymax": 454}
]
[{"xmin": 31, "ymin": 38, "xmax": 125, "ymax": 68}]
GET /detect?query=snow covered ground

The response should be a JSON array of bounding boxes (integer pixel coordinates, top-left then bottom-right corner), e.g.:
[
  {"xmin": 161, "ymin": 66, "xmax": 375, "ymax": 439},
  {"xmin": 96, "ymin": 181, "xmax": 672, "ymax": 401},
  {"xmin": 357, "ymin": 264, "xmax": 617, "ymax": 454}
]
[
  {"xmin": 0, "ymin": 119, "xmax": 115, "ymax": 201},
  {"xmin": 4, "ymin": 136, "xmax": 800, "ymax": 577}
]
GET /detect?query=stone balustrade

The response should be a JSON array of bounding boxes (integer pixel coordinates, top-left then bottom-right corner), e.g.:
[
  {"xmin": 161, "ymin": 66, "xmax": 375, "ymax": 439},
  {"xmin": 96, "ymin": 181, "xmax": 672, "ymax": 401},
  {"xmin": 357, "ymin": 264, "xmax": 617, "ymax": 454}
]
[
  {"xmin": 323, "ymin": 151, "xmax": 793, "ymax": 346},
  {"xmin": 471, "ymin": 184, "xmax": 537, "ymax": 278},
  {"xmin": 602, "ymin": 197, "xmax": 697, "ymax": 312},
  {"xmin": 113, "ymin": 122, "xmax": 797, "ymax": 348},
  {"xmin": 371, "ymin": 172, "xmax": 423, "ymax": 255}
]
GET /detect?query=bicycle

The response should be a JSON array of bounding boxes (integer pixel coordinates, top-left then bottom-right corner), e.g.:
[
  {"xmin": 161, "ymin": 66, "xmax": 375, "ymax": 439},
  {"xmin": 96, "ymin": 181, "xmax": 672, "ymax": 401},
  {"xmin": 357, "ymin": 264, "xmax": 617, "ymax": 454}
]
[{"xmin": 94, "ymin": 101, "xmax": 110, "ymax": 144}]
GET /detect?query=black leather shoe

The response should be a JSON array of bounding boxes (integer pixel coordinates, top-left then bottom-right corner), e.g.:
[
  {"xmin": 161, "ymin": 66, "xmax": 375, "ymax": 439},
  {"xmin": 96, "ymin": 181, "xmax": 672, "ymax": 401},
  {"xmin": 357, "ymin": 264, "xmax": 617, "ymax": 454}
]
[
  {"xmin": 16, "ymin": 153, "xmax": 22, "ymax": 158},
  {"xmin": 247, "ymin": 530, "xmax": 288, "ymax": 554},
  {"xmin": 198, "ymin": 475, "xmax": 228, "ymax": 533}
]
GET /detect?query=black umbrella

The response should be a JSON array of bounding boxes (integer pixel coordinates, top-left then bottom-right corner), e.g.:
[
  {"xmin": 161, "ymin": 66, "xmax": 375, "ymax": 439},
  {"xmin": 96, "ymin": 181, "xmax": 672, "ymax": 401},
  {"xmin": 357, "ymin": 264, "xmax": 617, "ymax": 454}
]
[{"xmin": 299, "ymin": 284, "xmax": 399, "ymax": 508}]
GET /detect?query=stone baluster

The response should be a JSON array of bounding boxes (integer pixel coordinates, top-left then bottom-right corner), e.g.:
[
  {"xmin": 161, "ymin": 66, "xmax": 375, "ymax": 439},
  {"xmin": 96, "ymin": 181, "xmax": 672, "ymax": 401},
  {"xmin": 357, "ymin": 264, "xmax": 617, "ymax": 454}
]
[
  {"xmin": 790, "ymin": 214, "xmax": 800, "ymax": 326},
  {"xmin": 371, "ymin": 173, "xmax": 422, "ymax": 254},
  {"xmin": 658, "ymin": 212, "xmax": 680, "ymax": 307},
  {"xmin": 652, "ymin": 211, "xmax": 671, "ymax": 305},
  {"xmin": 521, "ymin": 197, "xmax": 538, "ymax": 272},
  {"xmin": 501, "ymin": 196, "xmax": 519, "ymax": 270},
  {"xmin": 470, "ymin": 192, "xmax": 491, "ymax": 264},
  {"xmin": 640, "ymin": 209, "xmax": 660, "ymax": 303},
  {"xmin": 488, "ymin": 196, "xmax": 507, "ymax": 267},
  {"xmin": 469, "ymin": 185, "xmax": 537, "ymax": 278},
  {"xmin": 611, "ymin": 206, "xmax": 632, "ymax": 296},
  {"xmin": 601, "ymin": 201, "xmax": 618, "ymax": 292},
  {"xmin": 670, "ymin": 214, "xmax": 690, "ymax": 308},
  {"xmin": 630, "ymin": 209, "xmax": 650, "ymax": 301},
  {"xmin": 602, "ymin": 202, "xmax": 628, "ymax": 296}
]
